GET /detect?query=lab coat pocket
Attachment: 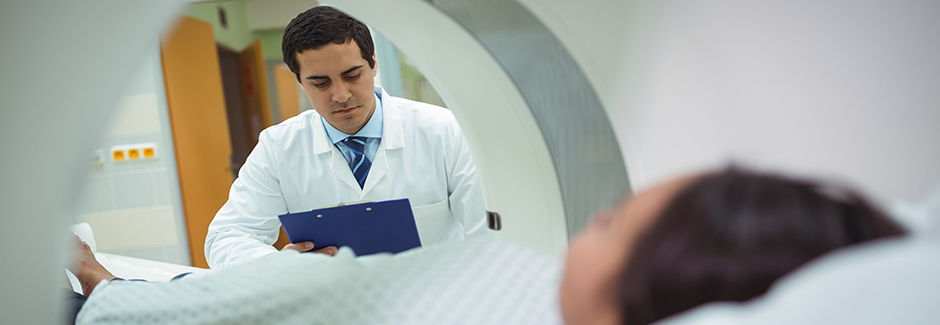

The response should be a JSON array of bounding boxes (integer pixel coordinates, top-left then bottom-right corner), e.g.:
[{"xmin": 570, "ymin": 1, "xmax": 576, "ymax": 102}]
[{"xmin": 411, "ymin": 198, "xmax": 453, "ymax": 245}]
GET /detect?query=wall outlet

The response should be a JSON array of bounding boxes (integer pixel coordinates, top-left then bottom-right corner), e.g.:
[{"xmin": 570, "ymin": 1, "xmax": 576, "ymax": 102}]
[
  {"xmin": 110, "ymin": 143, "xmax": 158, "ymax": 162},
  {"xmin": 112, "ymin": 149, "xmax": 125, "ymax": 161}
]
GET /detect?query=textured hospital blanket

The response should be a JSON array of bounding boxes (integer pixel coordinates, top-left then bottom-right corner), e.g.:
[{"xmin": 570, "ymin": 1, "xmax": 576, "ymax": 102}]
[{"xmin": 76, "ymin": 237, "xmax": 563, "ymax": 324}]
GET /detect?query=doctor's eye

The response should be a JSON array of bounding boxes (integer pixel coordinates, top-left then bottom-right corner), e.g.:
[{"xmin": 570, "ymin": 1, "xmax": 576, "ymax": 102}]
[
  {"xmin": 344, "ymin": 73, "xmax": 361, "ymax": 81},
  {"xmin": 313, "ymin": 81, "xmax": 330, "ymax": 89}
]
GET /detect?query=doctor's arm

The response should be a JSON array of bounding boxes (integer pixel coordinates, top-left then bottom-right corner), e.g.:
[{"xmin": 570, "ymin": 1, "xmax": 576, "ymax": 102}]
[
  {"xmin": 204, "ymin": 132, "xmax": 303, "ymax": 268},
  {"xmin": 445, "ymin": 121, "xmax": 488, "ymax": 238}
]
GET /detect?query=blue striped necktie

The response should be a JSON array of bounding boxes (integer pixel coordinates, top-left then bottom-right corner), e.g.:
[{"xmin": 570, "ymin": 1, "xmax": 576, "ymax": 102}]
[{"xmin": 342, "ymin": 136, "xmax": 371, "ymax": 189}]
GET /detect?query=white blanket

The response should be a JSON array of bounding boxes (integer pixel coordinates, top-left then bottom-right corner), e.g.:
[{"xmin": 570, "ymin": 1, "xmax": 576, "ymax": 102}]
[{"xmin": 76, "ymin": 237, "xmax": 563, "ymax": 324}]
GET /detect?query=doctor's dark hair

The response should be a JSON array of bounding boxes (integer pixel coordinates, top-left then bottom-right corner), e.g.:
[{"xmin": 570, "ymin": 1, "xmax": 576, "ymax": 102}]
[
  {"xmin": 282, "ymin": 6, "xmax": 375, "ymax": 81},
  {"xmin": 617, "ymin": 167, "xmax": 905, "ymax": 325}
]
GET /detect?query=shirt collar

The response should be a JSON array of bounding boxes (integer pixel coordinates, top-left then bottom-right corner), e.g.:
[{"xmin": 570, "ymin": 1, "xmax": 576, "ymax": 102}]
[{"xmin": 322, "ymin": 91, "xmax": 384, "ymax": 144}]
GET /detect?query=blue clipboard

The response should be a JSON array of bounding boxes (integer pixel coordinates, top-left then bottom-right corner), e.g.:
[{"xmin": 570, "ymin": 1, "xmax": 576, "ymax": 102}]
[{"xmin": 277, "ymin": 198, "xmax": 422, "ymax": 256}]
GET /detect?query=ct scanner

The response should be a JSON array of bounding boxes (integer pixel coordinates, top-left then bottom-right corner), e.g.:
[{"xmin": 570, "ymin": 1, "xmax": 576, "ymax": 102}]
[{"xmin": 3, "ymin": 0, "xmax": 940, "ymax": 323}]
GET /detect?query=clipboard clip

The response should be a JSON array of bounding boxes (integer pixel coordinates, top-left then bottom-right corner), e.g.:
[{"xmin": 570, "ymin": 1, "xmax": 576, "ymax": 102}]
[{"xmin": 313, "ymin": 200, "xmax": 375, "ymax": 210}]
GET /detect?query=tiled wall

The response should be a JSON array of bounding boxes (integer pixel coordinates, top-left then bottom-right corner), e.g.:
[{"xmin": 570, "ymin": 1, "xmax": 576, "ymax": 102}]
[{"xmin": 74, "ymin": 45, "xmax": 190, "ymax": 265}]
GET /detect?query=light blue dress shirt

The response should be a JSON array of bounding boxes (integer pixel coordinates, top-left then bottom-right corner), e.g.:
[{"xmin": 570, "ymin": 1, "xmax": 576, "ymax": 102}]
[{"xmin": 321, "ymin": 90, "xmax": 384, "ymax": 165}]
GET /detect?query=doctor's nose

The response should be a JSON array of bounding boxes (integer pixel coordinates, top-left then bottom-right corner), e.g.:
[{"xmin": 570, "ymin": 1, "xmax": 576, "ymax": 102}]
[{"xmin": 331, "ymin": 82, "xmax": 352, "ymax": 103}]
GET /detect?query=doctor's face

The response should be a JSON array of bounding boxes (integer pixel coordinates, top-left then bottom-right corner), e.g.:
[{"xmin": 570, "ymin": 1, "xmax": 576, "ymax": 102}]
[
  {"xmin": 296, "ymin": 40, "xmax": 377, "ymax": 135},
  {"xmin": 560, "ymin": 177, "xmax": 690, "ymax": 325}
]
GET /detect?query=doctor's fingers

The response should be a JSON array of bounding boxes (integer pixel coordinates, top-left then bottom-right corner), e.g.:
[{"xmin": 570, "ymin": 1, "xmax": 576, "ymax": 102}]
[
  {"xmin": 281, "ymin": 241, "xmax": 315, "ymax": 252},
  {"xmin": 312, "ymin": 246, "xmax": 338, "ymax": 256}
]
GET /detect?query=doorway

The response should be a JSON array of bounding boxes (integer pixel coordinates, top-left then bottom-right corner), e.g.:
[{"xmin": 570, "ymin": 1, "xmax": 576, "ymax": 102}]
[
  {"xmin": 216, "ymin": 40, "xmax": 272, "ymax": 178},
  {"xmin": 217, "ymin": 45, "xmax": 251, "ymax": 179}
]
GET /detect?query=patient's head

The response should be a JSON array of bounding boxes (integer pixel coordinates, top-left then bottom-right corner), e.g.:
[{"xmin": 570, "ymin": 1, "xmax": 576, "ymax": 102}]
[{"xmin": 560, "ymin": 167, "xmax": 905, "ymax": 325}]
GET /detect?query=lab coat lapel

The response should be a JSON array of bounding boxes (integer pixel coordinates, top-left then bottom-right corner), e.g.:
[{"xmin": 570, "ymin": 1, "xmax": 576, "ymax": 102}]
[
  {"xmin": 313, "ymin": 111, "xmax": 361, "ymax": 193},
  {"xmin": 331, "ymin": 148, "xmax": 362, "ymax": 193},
  {"xmin": 361, "ymin": 141, "xmax": 388, "ymax": 196},
  {"xmin": 361, "ymin": 88, "xmax": 404, "ymax": 196}
]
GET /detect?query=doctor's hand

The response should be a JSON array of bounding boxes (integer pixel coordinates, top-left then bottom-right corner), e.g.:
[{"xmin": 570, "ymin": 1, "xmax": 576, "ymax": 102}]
[{"xmin": 280, "ymin": 241, "xmax": 338, "ymax": 256}]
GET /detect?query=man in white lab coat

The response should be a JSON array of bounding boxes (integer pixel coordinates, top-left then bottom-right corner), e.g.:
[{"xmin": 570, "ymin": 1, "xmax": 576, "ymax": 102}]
[{"xmin": 204, "ymin": 6, "xmax": 487, "ymax": 268}]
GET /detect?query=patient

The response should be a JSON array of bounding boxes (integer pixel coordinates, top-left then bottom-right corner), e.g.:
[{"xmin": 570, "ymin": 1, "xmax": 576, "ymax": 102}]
[
  {"xmin": 66, "ymin": 167, "xmax": 904, "ymax": 325},
  {"xmin": 561, "ymin": 168, "xmax": 904, "ymax": 325}
]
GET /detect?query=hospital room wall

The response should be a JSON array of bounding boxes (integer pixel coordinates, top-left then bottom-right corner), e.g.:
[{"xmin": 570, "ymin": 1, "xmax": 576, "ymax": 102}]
[
  {"xmin": 72, "ymin": 45, "xmax": 190, "ymax": 265},
  {"xmin": 182, "ymin": 1, "xmax": 256, "ymax": 52},
  {"xmin": 520, "ymin": 0, "xmax": 940, "ymax": 206}
]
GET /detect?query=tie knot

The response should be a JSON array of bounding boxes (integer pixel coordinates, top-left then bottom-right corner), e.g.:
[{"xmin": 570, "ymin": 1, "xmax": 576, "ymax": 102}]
[{"xmin": 343, "ymin": 136, "xmax": 367, "ymax": 152}]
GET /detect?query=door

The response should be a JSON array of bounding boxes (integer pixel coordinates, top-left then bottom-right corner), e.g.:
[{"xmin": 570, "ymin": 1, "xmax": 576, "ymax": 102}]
[
  {"xmin": 237, "ymin": 39, "xmax": 274, "ymax": 144},
  {"xmin": 275, "ymin": 64, "xmax": 302, "ymax": 122},
  {"xmin": 220, "ymin": 40, "xmax": 275, "ymax": 177},
  {"xmin": 160, "ymin": 16, "xmax": 233, "ymax": 268},
  {"xmin": 218, "ymin": 46, "xmax": 252, "ymax": 179}
]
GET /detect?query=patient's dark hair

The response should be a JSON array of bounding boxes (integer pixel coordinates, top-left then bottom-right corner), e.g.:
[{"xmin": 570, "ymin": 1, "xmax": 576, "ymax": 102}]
[
  {"xmin": 282, "ymin": 6, "xmax": 375, "ymax": 81},
  {"xmin": 618, "ymin": 167, "xmax": 905, "ymax": 325}
]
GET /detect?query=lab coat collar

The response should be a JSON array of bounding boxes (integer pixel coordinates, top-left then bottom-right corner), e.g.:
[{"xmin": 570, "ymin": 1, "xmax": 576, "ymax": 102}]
[
  {"xmin": 379, "ymin": 86, "xmax": 405, "ymax": 151},
  {"xmin": 311, "ymin": 86, "xmax": 403, "ymax": 155},
  {"xmin": 312, "ymin": 120, "xmax": 333, "ymax": 155}
]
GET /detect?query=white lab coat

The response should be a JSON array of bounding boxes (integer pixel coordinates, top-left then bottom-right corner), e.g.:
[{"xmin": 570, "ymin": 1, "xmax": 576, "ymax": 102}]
[{"xmin": 205, "ymin": 87, "xmax": 487, "ymax": 268}]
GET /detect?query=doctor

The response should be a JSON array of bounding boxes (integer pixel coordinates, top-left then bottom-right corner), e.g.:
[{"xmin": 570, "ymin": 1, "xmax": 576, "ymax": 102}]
[{"xmin": 205, "ymin": 6, "xmax": 487, "ymax": 268}]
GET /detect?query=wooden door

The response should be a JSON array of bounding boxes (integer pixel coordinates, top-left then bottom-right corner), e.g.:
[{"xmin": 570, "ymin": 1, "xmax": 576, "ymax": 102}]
[
  {"xmin": 275, "ymin": 65, "xmax": 302, "ymax": 121},
  {"xmin": 237, "ymin": 39, "xmax": 274, "ymax": 145},
  {"xmin": 160, "ymin": 16, "xmax": 233, "ymax": 268}
]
